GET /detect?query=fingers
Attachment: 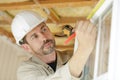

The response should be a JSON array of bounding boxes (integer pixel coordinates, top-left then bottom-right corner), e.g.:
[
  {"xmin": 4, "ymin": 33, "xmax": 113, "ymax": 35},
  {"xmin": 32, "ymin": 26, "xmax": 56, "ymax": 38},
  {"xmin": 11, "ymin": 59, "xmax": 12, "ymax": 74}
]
[
  {"xmin": 86, "ymin": 22, "xmax": 97, "ymax": 36},
  {"xmin": 74, "ymin": 20, "xmax": 97, "ymax": 36},
  {"xmin": 75, "ymin": 21, "xmax": 91, "ymax": 33},
  {"xmin": 72, "ymin": 21, "xmax": 79, "ymax": 33},
  {"xmin": 75, "ymin": 21, "xmax": 84, "ymax": 33},
  {"xmin": 91, "ymin": 25, "xmax": 97, "ymax": 37},
  {"xmin": 81, "ymin": 21, "xmax": 89, "ymax": 32},
  {"xmin": 87, "ymin": 22, "xmax": 94, "ymax": 33}
]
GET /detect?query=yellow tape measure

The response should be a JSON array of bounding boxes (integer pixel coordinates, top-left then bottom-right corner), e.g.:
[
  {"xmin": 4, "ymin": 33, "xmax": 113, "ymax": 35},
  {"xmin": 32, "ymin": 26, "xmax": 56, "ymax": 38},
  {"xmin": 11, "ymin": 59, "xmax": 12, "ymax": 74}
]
[{"xmin": 87, "ymin": 0, "xmax": 105, "ymax": 20}]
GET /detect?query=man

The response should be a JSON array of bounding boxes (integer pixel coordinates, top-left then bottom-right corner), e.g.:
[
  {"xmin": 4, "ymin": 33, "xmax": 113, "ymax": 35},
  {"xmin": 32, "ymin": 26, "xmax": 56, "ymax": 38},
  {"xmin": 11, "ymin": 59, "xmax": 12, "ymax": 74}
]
[{"xmin": 11, "ymin": 11, "xmax": 97, "ymax": 80}]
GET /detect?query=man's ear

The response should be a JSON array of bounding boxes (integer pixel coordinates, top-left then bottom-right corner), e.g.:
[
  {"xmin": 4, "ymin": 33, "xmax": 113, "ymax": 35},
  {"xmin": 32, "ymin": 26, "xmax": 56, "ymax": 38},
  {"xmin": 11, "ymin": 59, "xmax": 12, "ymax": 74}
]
[{"xmin": 21, "ymin": 44, "xmax": 32, "ymax": 52}]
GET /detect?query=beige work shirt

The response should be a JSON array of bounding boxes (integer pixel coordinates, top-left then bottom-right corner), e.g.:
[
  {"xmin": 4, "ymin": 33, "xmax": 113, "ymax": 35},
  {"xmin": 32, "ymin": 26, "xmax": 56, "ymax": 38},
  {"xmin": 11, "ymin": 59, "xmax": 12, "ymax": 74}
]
[{"xmin": 17, "ymin": 51, "xmax": 82, "ymax": 80}]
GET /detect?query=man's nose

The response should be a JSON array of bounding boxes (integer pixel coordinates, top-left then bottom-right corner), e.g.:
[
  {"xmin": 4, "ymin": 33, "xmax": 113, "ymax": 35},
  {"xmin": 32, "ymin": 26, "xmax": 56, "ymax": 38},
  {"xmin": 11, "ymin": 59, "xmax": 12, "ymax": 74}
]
[{"xmin": 39, "ymin": 33, "xmax": 47, "ymax": 41}]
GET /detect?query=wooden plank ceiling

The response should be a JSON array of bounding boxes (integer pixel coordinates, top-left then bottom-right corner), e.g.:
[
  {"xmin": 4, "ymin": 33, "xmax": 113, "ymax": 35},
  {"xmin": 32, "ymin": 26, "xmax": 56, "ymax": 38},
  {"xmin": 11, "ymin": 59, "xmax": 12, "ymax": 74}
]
[{"xmin": 0, "ymin": 0, "xmax": 98, "ymax": 51}]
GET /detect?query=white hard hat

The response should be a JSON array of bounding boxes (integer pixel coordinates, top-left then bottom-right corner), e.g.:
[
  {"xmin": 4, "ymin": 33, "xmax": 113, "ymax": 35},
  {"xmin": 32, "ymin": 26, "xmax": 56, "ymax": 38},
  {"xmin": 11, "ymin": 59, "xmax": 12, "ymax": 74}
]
[{"xmin": 11, "ymin": 11, "xmax": 46, "ymax": 45}]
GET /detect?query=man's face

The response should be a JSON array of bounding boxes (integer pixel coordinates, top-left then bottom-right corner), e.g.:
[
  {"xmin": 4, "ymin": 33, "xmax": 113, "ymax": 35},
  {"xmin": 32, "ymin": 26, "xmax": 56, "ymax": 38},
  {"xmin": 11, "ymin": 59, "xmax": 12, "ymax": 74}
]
[{"xmin": 25, "ymin": 22, "xmax": 55, "ymax": 56}]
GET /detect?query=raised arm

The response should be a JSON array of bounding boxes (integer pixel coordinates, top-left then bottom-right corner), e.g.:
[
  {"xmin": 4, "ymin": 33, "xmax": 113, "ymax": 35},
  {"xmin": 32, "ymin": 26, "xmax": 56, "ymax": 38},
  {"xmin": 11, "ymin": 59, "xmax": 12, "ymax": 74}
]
[{"xmin": 68, "ymin": 21, "xmax": 97, "ymax": 77}]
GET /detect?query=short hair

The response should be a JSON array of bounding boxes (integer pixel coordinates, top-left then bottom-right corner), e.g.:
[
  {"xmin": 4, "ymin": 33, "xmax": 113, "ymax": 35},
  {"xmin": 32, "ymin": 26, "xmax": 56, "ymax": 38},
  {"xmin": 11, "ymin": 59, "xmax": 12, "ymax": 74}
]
[{"xmin": 19, "ymin": 36, "xmax": 28, "ymax": 45}]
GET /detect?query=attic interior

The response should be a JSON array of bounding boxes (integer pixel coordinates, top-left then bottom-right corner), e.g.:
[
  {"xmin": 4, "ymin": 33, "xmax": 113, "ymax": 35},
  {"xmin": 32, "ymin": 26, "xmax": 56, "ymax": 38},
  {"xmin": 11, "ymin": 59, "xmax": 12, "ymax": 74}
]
[
  {"xmin": 0, "ymin": 0, "xmax": 99, "ymax": 51},
  {"xmin": 0, "ymin": 0, "xmax": 112, "ymax": 80}
]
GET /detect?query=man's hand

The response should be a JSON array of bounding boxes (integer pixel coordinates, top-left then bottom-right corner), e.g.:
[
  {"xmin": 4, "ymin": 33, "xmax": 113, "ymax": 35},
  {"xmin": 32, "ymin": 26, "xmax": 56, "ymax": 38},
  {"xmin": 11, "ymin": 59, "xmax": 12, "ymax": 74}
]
[
  {"xmin": 69, "ymin": 21, "xmax": 97, "ymax": 78},
  {"xmin": 75, "ymin": 21, "xmax": 97, "ymax": 54}
]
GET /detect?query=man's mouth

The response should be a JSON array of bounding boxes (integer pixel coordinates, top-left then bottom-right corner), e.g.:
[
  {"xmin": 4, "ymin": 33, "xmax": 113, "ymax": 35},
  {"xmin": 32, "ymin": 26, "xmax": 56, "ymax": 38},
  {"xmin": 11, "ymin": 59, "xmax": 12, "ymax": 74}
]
[{"xmin": 44, "ymin": 41, "xmax": 52, "ymax": 48}]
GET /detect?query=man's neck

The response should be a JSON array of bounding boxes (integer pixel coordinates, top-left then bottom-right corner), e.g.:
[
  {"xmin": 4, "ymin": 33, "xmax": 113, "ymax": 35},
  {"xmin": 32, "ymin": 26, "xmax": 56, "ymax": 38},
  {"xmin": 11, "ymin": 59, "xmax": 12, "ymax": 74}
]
[{"xmin": 37, "ymin": 51, "xmax": 56, "ymax": 64}]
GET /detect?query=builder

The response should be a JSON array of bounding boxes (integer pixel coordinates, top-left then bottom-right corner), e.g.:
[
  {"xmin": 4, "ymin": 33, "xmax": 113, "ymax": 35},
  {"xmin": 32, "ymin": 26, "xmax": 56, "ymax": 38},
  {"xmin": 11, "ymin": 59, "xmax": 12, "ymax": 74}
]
[{"xmin": 11, "ymin": 11, "xmax": 97, "ymax": 80}]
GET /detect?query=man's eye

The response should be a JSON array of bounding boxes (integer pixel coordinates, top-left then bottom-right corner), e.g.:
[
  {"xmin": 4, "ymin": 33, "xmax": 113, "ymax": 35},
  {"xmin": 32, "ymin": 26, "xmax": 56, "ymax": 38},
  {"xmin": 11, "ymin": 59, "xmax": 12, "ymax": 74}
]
[
  {"xmin": 31, "ymin": 35, "xmax": 38, "ymax": 40},
  {"xmin": 34, "ymin": 35, "xmax": 38, "ymax": 38},
  {"xmin": 41, "ymin": 27, "xmax": 47, "ymax": 33}
]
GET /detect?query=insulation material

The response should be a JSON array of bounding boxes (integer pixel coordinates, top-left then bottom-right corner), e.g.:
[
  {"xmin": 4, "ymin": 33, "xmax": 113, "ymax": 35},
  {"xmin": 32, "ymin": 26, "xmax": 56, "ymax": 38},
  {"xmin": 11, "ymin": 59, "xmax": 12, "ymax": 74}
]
[
  {"xmin": 0, "ymin": 36, "xmax": 31, "ymax": 80},
  {"xmin": 0, "ymin": 0, "xmax": 28, "ymax": 3},
  {"xmin": 0, "ymin": 27, "xmax": 15, "ymax": 42},
  {"xmin": 54, "ymin": 7, "xmax": 93, "ymax": 17}
]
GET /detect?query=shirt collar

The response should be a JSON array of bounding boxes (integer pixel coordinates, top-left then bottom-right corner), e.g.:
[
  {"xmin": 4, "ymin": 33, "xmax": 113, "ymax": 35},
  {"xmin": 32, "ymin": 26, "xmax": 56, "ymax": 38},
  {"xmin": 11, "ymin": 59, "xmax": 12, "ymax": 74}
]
[{"xmin": 30, "ymin": 50, "xmax": 70, "ymax": 69}]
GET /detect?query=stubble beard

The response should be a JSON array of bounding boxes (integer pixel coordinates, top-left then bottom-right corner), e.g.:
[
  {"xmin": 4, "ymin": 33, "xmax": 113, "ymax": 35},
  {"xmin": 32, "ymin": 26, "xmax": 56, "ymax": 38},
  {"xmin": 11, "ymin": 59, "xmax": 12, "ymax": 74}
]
[{"xmin": 41, "ymin": 39, "xmax": 56, "ymax": 55}]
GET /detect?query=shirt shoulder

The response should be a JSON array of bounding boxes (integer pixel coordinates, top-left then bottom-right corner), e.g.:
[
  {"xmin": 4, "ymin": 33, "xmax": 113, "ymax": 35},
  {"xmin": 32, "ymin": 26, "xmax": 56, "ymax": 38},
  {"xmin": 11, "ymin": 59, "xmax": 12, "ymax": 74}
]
[{"xmin": 57, "ymin": 50, "xmax": 73, "ymax": 64}]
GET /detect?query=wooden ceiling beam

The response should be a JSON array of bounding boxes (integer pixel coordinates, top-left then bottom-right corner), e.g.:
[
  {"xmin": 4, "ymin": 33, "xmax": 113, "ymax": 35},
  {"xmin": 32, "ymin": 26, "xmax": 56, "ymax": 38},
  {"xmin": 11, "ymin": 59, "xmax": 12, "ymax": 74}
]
[
  {"xmin": 56, "ymin": 45, "xmax": 74, "ymax": 51},
  {"xmin": 0, "ymin": 20, "xmax": 10, "ymax": 25},
  {"xmin": 0, "ymin": 0, "xmax": 97, "ymax": 10},
  {"xmin": 33, "ymin": 0, "xmax": 60, "ymax": 24},
  {"xmin": 47, "ymin": 17, "xmax": 86, "ymax": 24},
  {"xmin": 0, "ymin": 17, "xmax": 86, "ymax": 25},
  {"xmin": 0, "ymin": 11, "xmax": 13, "ymax": 23},
  {"xmin": 48, "ymin": 8, "xmax": 60, "ymax": 24},
  {"xmin": 60, "ymin": 17, "xmax": 86, "ymax": 24}
]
